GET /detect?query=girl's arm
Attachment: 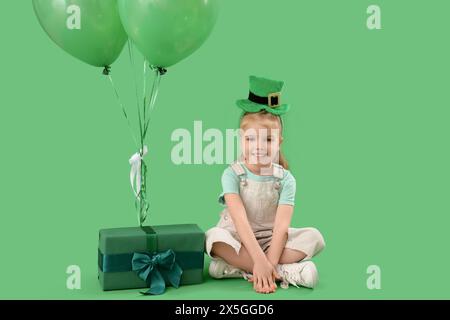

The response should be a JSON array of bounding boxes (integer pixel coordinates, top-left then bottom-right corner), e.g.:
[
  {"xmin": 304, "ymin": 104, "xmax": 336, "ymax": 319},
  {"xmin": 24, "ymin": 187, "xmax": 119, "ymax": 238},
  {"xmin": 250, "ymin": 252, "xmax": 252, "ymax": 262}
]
[
  {"xmin": 224, "ymin": 193, "xmax": 267, "ymax": 263},
  {"xmin": 266, "ymin": 204, "xmax": 294, "ymax": 266}
]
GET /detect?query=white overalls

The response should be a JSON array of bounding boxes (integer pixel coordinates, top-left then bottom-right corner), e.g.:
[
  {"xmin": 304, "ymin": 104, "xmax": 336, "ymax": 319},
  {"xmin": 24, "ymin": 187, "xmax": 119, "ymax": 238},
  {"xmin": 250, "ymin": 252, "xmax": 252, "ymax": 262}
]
[{"xmin": 205, "ymin": 161, "xmax": 325, "ymax": 260}]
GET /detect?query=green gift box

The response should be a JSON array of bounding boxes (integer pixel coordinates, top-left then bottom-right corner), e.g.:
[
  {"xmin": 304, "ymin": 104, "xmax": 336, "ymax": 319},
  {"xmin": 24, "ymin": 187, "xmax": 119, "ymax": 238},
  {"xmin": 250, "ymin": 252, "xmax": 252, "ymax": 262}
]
[{"xmin": 98, "ymin": 224, "xmax": 205, "ymax": 294}]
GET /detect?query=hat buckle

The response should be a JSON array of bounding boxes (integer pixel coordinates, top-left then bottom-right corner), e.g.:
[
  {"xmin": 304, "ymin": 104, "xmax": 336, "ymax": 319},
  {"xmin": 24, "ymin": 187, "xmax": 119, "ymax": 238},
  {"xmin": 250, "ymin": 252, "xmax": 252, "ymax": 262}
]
[{"xmin": 268, "ymin": 92, "xmax": 281, "ymax": 108}]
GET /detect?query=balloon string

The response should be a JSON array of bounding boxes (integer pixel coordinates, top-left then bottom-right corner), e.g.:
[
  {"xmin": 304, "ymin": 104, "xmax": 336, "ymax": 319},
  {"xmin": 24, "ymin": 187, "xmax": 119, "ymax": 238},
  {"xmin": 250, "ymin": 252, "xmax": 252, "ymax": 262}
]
[
  {"xmin": 140, "ymin": 59, "xmax": 150, "ymax": 226},
  {"xmin": 107, "ymin": 74, "xmax": 139, "ymax": 149},
  {"xmin": 143, "ymin": 60, "xmax": 148, "ymax": 127},
  {"xmin": 127, "ymin": 40, "xmax": 144, "ymax": 150},
  {"xmin": 143, "ymin": 68, "xmax": 163, "ymax": 138},
  {"xmin": 127, "ymin": 39, "xmax": 150, "ymax": 226},
  {"xmin": 149, "ymin": 69, "xmax": 162, "ymax": 113},
  {"xmin": 142, "ymin": 69, "xmax": 158, "ymax": 138}
]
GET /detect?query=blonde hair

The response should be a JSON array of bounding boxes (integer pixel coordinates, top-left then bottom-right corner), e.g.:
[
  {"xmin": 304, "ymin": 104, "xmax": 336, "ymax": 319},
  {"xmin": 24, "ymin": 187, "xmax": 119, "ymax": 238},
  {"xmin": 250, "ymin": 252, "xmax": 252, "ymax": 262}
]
[{"xmin": 239, "ymin": 111, "xmax": 289, "ymax": 170}]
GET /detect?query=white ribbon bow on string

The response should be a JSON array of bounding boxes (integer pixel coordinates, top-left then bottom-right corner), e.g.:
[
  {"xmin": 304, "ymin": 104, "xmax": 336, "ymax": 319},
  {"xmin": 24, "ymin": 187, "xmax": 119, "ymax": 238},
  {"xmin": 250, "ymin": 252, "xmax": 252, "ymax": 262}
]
[{"xmin": 129, "ymin": 145, "xmax": 148, "ymax": 198}]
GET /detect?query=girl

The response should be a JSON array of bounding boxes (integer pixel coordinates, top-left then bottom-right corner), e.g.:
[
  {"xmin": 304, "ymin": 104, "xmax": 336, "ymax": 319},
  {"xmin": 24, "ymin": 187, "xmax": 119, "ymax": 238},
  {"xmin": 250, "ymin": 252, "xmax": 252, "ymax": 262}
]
[{"xmin": 205, "ymin": 76, "xmax": 325, "ymax": 294}]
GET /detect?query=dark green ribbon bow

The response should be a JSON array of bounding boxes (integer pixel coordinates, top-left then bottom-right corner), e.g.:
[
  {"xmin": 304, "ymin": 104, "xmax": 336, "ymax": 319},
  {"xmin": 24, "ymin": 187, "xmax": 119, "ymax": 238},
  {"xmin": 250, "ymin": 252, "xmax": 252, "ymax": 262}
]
[{"xmin": 132, "ymin": 249, "xmax": 183, "ymax": 295}]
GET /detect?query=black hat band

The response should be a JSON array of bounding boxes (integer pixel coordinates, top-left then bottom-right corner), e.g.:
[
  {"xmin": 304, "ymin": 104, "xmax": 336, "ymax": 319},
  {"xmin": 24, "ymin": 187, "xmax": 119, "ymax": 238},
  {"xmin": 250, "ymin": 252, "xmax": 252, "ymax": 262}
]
[{"xmin": 248, "ymin": 91, "xmax": 281, "ymax": 108}]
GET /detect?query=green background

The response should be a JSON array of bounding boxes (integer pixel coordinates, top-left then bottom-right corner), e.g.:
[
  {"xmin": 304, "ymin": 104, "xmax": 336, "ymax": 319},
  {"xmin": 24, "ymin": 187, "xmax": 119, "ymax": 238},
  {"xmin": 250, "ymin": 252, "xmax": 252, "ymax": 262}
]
[{"xmin": 1, "ymin": 0, "xmax": 449, "ymax": 299}]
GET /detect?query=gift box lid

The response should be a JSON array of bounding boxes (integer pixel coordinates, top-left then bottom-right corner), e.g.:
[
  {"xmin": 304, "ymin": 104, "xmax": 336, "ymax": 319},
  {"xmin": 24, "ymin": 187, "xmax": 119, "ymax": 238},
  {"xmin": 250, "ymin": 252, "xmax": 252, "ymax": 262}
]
[{"xmin": 98, "ymin": 224, "xmax": 205, "ymax": 255}]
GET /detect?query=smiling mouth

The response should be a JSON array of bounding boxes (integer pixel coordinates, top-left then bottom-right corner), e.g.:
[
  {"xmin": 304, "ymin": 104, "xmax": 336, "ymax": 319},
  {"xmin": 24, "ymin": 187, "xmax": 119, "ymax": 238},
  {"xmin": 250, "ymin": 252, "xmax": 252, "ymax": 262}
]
[{"xmin": 251, "ymin": 153, "xmax": 267, "ymax": 157}]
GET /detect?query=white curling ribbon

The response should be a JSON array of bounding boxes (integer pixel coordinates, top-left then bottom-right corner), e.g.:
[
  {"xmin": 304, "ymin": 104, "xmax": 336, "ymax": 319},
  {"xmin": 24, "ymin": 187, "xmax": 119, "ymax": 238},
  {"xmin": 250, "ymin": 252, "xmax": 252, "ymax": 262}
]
[{"xmin": 129, "ymin": 145, "xmax": 148, "ymax": 198}]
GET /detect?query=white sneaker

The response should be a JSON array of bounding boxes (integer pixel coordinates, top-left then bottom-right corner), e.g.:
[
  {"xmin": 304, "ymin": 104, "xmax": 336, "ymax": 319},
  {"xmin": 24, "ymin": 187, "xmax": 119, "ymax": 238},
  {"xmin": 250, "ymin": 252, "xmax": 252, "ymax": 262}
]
[
  {"xmin": 276, "ymin": 260, "xmax": 319, "ymax": 289},
  {"xmin": 208, "ymin": 258, "xmax": 246, "ymax": 279}
]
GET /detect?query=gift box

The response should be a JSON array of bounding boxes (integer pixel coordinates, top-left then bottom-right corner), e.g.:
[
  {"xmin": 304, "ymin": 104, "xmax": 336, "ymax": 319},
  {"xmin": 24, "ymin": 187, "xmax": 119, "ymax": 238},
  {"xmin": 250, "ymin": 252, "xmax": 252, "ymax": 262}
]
[{"xmin": 98, "ymin": 224, "xmax": 205, "ymax": 294}]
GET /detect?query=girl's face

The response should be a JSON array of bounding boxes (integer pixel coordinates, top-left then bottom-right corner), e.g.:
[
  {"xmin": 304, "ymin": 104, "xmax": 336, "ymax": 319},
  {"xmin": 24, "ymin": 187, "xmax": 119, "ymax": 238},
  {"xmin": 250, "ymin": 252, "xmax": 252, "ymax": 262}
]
[{"xmin": 240, "ymin": 122, "xmax": 282, "ymax": 168}]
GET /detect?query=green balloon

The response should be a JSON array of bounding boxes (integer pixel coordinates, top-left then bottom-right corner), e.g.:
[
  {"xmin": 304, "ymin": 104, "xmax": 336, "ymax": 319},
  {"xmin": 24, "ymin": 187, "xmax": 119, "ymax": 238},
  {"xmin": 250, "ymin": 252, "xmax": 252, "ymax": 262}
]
[
  {"xmin": 118, "ymin": 0, "xmax": 220, "ymax": 68},
  {"xmin": 33, "ymin": 0, "xmax": 127, "ymax": 68}
]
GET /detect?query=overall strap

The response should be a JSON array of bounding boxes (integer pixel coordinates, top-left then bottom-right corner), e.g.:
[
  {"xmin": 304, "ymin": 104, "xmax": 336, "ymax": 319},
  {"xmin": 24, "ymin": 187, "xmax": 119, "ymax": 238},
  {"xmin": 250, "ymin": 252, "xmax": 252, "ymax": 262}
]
[
  {"xmin": 272, "ymin": 163, "xmax": 284, "ymax": 190},
  {"xmin": 230, "ymin": 161, "xmax": 247, "ymax": 186}
]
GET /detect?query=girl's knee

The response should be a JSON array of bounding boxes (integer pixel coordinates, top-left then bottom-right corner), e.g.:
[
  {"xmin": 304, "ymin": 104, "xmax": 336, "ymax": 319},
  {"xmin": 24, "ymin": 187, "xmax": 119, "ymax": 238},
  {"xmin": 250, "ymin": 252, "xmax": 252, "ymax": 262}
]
[
  {"xmin": 210, "ymin": 243, "xmax": 218, "ymax": 258},
  {"xmin": 210, "ymin": 241, "xmax": 225, "ymax": 257},
  {"xmin": 211, "ymin": 241, "xmax": 237, "ymax": 256},
  {"xmin": 308, "ymin": 227, "xmax": 326, "ymax": 252}
]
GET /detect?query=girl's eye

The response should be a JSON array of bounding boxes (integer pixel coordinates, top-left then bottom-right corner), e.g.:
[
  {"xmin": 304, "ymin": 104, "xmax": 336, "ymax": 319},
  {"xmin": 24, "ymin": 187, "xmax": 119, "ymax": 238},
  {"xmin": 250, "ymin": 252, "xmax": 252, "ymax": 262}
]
[{"xmin": 246, "ymin": 136, "xmax": 255, "ymax": 141}]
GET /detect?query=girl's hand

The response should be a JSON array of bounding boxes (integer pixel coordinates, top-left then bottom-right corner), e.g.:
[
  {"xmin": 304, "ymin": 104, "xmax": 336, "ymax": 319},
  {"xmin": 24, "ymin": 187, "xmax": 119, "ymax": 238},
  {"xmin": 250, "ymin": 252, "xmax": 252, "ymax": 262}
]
[{"xmin": 249, "ymin": 258, "xmax": 281, "ymax": 294}]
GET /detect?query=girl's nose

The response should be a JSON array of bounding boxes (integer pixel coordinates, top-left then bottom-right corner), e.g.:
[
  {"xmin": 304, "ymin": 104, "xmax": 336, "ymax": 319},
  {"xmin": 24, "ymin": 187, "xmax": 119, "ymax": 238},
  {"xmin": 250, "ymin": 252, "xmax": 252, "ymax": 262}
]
[{"xmin": 257, "ymin": 140, "xmax": 268, "ymax": 150}]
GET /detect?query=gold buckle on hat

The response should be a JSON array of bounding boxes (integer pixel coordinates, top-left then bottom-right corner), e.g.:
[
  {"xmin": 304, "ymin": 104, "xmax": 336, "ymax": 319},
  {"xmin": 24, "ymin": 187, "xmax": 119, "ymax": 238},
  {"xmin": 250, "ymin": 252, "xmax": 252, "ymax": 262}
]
[{"xmin": 268, "ymin": 92, "xmax": 281, "ymax": 108}]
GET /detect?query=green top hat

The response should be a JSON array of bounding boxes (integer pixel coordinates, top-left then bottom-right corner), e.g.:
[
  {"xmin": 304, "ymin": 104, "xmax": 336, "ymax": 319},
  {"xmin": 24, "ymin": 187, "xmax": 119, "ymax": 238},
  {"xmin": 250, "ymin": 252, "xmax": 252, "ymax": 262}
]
[{"xmin": 236, "ymin": 75, "xmax": 290, "ymax": 116}]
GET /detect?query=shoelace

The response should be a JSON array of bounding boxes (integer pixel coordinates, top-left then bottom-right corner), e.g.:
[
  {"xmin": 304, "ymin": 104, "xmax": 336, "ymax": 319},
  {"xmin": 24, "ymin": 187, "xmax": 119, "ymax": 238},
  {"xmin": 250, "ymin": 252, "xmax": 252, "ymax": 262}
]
[
  {"xmin": 277, "ymin": 268, "xmax": 291, "ymax": 289},
  {"xmin": 242, "ymin": 272, "xmax": 252, "ymax": 280},
  {"xmin": 277, "ymin": 264, "xmax": 307, "ymax": 289},
  {"xmin": 223, "ymin": 265, "xmax": 246, "ymax": 278},
  {"xmin": 284, "ymin": 265, "xmax": 302, "ymax": 288}
]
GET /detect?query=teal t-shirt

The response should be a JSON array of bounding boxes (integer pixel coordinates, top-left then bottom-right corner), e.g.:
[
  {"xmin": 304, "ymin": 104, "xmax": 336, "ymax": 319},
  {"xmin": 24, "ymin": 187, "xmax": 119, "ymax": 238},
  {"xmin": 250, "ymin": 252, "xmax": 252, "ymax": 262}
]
[{"xmin": 218, "ymin": 163, "xmax": 296, "ymax": 206}]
